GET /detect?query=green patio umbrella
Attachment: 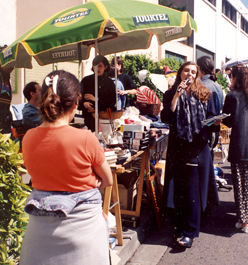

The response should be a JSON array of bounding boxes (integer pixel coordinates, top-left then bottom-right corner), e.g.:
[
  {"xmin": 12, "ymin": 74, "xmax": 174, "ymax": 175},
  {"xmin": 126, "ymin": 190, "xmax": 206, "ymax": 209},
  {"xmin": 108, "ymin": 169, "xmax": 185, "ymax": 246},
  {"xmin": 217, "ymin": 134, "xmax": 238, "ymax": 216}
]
[
  {"xmin": 0, "ymin": 0, "xmax": 197, "ymax": 134},
  {"xmin": 0, "ymin": 0, "xmax": 197, "ymax": 69}
]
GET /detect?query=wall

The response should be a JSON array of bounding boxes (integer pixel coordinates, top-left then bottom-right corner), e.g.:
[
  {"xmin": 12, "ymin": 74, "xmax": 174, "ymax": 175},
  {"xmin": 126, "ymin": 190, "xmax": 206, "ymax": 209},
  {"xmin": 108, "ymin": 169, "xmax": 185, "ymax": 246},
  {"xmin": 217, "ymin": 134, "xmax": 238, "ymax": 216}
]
[
  {"xmin": 16, "ymin": 0, "xmax": 83, "ymax": 37},
  {"xmin": 194, "ymin": 0, "xmax": 216, "ymax": 54},
  {"xmin": 0, "ymin": 0, "xmax": 16, "ymax": 46}
]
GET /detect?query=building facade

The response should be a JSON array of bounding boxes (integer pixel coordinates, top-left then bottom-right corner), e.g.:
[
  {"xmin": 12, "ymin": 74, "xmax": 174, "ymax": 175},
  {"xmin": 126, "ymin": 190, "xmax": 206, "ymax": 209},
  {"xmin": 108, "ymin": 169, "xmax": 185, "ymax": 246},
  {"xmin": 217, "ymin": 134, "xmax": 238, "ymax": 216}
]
[{"xmin": 166, "ymin": 0, "xmax": 248, "ymax": 68}]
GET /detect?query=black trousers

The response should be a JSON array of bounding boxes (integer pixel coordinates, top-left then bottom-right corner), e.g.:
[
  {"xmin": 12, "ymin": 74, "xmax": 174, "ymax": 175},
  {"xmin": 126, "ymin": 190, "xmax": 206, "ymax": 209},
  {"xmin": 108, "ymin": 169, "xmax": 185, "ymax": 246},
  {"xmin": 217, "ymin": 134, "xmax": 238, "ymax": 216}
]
[{"xmin": 174, "ymin": 163, "xmax": 201, "ymax": 239}]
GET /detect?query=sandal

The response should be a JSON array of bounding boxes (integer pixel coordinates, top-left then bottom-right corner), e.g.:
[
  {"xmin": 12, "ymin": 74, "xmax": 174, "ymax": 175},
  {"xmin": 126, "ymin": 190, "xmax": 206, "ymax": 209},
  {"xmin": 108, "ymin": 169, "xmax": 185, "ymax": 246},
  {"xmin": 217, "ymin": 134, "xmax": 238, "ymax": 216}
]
[{"xmin": 178, "ymin": 237, "xmax": 193, "ymax": 248}]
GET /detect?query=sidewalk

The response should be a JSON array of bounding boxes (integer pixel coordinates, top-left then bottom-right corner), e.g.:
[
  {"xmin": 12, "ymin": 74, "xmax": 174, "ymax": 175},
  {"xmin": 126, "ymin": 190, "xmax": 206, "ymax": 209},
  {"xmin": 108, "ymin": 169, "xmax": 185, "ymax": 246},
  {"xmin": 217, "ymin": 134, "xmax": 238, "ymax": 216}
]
[
  {"xmin": 113, "ymin": 155, "xmax": 239, "ymax": 265},
  {"xmin": 110, "ymin": 204, "xmax": 156, "ymax": 265}
]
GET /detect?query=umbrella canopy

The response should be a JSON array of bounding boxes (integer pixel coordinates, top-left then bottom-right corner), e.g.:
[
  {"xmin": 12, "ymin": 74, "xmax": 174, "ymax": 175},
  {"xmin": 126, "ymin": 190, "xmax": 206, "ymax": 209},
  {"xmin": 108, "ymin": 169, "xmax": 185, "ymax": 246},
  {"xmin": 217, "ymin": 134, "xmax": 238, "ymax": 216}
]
[
  {"xmin": 222, "ymin": 56, "xmax": 248, "ymax": 69},
  {"xmin": 0, "ymin": 0, "xmax": 197, "ymax": 69}
]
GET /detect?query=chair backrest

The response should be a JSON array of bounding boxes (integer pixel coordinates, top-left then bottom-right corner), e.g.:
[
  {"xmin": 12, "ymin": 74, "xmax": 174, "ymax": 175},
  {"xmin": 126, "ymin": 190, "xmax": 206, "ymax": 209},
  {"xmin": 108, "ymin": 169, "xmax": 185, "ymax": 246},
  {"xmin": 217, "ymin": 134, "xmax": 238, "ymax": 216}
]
[{"xmin": 11, "ymin": 103, "xmax": 26, "ymax": 120}]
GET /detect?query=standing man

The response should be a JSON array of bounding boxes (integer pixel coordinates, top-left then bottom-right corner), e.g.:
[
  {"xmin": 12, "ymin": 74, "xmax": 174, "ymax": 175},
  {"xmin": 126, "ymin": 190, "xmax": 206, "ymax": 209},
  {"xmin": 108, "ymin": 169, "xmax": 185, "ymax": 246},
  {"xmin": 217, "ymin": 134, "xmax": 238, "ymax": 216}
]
[
  {"xmin": 197, "ymin": 56, "xmax": 224, "ymax": 158},
  {"xmin": 22, "ymin": 82, "xmax": 42, "ymax": 130}
]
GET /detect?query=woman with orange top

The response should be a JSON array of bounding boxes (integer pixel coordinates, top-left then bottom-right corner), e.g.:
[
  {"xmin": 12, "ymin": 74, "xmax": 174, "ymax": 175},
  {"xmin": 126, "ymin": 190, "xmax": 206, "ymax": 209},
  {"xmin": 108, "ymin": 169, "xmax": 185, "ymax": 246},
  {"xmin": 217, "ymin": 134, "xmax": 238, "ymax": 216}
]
[{"xmin": 20, "ymin": 70, "xmax": 113, "ymax": 265}]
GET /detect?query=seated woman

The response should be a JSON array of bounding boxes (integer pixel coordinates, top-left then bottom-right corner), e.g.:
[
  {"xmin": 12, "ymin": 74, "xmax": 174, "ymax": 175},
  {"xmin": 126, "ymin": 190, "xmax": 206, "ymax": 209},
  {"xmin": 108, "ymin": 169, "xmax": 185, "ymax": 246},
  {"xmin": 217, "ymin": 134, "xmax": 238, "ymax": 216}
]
[
  {"xmin": 20, "ymin": 70, "xmax": 113, "ymax": 265},
  {"xmin": 78, "ymin": 55, "xmax": 116, "ymax": 131}
]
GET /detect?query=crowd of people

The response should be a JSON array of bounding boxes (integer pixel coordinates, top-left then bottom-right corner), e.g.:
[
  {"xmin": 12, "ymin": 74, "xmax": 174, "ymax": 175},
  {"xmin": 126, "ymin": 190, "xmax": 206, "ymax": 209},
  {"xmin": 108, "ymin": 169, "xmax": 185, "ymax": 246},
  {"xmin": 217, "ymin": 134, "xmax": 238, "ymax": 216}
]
[{"xmin": 1, "ymin": 54, "xmax": 248, "ymax": 263}]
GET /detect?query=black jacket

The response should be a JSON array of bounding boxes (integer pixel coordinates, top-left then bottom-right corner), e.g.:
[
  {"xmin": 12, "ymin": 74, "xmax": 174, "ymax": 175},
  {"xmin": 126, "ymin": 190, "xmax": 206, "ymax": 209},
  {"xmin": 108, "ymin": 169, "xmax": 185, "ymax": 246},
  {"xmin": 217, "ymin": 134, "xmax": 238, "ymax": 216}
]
[
  {"xmin": 222, "ymin": 90, "xmax": 248, "ymax": 162},
  {"xmin": 78, "ymin": 73, "xmax": 116, "ymax": 132}
]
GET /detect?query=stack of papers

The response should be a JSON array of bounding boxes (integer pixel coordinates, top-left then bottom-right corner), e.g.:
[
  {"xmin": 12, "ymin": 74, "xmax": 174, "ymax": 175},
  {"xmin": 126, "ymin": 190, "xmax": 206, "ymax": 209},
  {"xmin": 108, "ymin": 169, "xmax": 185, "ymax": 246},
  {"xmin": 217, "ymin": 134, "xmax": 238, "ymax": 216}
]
[
  {"xmin": 104, "ymin": 149, "xmax": 117, "ymax": 166},
  {"xmin": 202, "ymin": 113, "xmax": 230, "ymax": 127}
]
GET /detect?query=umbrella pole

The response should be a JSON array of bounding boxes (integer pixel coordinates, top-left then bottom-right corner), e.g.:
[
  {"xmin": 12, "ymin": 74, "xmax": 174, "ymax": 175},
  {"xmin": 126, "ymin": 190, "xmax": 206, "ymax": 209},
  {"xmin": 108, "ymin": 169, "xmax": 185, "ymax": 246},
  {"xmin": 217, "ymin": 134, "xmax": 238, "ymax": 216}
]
[
  {"xmin": 95, "ymin": 42, "xmax": 99, "ymax": 136},
  {"xmin": 114, "ymin": 54, "xmax": 118, "ymax": 110},
  {"xmin": 77, "ymin": 43, "xmax": 82, "ymax": 81}
]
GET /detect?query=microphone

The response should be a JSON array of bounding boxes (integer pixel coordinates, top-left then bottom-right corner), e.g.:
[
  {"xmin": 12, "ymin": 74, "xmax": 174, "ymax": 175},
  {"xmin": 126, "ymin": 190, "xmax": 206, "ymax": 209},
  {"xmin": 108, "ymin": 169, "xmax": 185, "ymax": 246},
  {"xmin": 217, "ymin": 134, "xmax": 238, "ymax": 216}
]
[{"xmin": 177, "ymin": 78, "xmax": 189, "ymax": 93}]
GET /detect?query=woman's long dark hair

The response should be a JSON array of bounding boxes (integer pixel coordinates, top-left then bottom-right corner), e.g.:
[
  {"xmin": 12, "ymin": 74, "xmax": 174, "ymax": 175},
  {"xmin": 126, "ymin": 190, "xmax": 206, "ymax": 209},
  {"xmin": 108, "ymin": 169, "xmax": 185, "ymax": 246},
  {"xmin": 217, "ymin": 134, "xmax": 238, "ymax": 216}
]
[
  {"xmin": 40, "ymin": 70, "xmax": 81, "ymax": 122},
  {"xmin": 197, "ymin": 56, "xmax": 217, "ymax": 82},
  {"xmin": 232, "ymin": 66, "xmax": 248, "ymax": 96},
  {"xmin": 172, "ymin": 61, "xmax": 211, "ymax": 103}
]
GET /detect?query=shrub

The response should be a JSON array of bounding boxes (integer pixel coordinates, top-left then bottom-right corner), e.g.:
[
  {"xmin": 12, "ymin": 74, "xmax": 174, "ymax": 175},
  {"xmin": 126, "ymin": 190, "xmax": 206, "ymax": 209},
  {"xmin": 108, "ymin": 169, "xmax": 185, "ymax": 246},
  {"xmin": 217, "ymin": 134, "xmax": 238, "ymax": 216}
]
[
  {"xmin": 0, "ymin": 133, "xmax": 31, "ymax": 264},
  {"xmin": 216, "ymin": 73, "xmax": 229, "ymax": 94},
  {"xmin": 110, "ymin": 53, "xmax": 182, "ymax": 102}
]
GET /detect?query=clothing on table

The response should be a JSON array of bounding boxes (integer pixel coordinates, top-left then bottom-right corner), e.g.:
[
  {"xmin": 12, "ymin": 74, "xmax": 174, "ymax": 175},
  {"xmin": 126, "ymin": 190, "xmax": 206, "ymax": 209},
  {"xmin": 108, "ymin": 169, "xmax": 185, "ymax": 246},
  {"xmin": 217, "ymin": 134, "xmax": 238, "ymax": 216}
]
[
  {"xmin": 111, "ymin": 77, "xmax": 126, "ymax": 110},
  {"xmin": 22, "ymin": 102, "xmax": 42, "ymax": 130},
  {"xmin": 161, "ymin": 88, "xmax": 219, "ymax": 239},
  {"xmin": 22, "ymin": 125, "xmax": 105, "ymax": 192},
  {"xmin": 222, "ymin": 90, "xmax": 248, "ymax": 224},
  {"xmin": 78, "ymin": 73, "xmax": 116, "ymax": 131},
  {"xmin": 118, "ymin": 73, "xmax": 137, "ymax": 108}
]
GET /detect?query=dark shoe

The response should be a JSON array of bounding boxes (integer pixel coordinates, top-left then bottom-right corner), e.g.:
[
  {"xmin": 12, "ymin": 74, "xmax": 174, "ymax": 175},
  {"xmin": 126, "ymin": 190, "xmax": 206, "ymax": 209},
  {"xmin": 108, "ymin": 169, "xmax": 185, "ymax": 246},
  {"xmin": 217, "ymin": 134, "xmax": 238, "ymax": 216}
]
[{"xmin": 178, "ymin": 237, "xmax": 193, "ymax": 248}]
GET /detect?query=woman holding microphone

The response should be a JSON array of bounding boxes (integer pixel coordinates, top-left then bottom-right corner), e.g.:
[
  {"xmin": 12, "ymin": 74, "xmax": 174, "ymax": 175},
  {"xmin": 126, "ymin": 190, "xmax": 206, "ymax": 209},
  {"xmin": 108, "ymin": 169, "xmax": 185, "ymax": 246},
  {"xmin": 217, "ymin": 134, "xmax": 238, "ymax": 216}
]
[{"xmin": 161, "ymin": 61, "xmax": 219, "ymax": 248}]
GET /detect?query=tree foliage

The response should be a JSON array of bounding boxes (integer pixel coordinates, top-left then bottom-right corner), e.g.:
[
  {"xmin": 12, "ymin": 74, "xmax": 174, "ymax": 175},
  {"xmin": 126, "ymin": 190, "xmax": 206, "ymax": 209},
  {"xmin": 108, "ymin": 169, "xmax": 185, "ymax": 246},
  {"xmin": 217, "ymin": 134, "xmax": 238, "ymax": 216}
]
[
  {"xmin": 159, "ymin": 0, "xmax": 187, "ymax": 11},
  {"xmin": 0, "ymin": 133, "xmax": 31, "ymax": 264},
  {"xmin": 216, "ymin": 73, "xmax": 229, "ymax": 94},
  {"xmin": 110, "ymin": 53, "xmax": 182, "ymax": 102}
]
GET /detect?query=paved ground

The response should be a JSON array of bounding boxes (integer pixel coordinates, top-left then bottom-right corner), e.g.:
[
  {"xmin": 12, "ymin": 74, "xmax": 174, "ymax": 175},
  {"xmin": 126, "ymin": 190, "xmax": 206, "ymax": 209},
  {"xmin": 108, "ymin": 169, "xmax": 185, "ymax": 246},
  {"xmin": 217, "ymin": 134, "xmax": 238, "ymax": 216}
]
[{"xmin": 125, "ymin": 159, "xmax": 248, "ymax": 265}]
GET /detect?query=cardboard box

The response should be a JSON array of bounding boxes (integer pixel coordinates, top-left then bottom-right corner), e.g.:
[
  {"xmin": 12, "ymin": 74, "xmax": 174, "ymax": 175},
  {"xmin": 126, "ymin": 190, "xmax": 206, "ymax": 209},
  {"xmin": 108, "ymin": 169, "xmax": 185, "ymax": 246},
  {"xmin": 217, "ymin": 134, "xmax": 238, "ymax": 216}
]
[
  {"xmin": 116, "ymin": 169, "xmax": 139, "ymax": 210},
  {"xmin": 100, "ymin": 170, "xmax": 139, "ymax": 211}
]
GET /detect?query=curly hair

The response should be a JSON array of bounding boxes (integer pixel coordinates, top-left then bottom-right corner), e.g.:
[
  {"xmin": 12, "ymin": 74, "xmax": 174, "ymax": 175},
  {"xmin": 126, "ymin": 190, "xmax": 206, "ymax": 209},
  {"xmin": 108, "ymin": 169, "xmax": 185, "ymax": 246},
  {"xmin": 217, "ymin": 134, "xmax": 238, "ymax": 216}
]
[
  {"xmin": 172, "ymin": 61, "xmax": 211, "ymax": 103},
  {"xmin": 40, "ymin": 70, "xmax": 81, "ymax": 122}
]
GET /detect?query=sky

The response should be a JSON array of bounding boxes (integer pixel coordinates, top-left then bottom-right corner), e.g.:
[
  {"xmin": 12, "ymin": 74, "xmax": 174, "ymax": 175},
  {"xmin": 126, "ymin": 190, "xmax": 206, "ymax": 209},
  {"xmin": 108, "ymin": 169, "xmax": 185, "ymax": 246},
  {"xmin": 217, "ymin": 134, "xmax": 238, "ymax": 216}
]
[{"xmin": 242, "ymin": 0, "xmax": 248, "ymax": 9}]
